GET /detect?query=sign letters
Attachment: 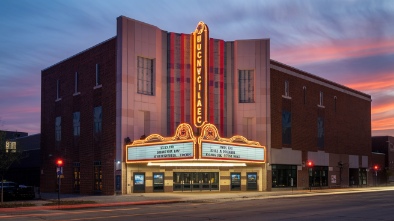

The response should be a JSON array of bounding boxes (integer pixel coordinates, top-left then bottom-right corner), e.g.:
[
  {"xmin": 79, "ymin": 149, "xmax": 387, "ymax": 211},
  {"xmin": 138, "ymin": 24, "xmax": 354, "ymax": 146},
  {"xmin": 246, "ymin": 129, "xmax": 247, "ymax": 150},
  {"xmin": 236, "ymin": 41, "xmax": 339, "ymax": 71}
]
[
  {"xmin": 192, "ymin": 21, "xmax": 209, "ymax": 127},
  {"xmin": 201, "ymin": 142, "xmax": 265, "ymax": 162}
]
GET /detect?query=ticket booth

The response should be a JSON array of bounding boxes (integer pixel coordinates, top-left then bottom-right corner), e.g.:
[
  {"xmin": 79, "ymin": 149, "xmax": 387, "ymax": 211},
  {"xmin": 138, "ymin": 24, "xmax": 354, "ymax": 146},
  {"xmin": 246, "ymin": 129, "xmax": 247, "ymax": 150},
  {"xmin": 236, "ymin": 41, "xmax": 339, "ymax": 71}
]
[
  {"xmin": 231, "ymin": 173, "xmax": 241, "ymax": 191},
  {"xmin": 153, "ymin": 173, "xmax": 164, "ymax": 192},
  {"xmin": 247, "ymin": 172, "xmax": 257, "ymax": 190},
  {"xmin": 133, "ymin": 172, "xmax": 145, "ymax": 193}
]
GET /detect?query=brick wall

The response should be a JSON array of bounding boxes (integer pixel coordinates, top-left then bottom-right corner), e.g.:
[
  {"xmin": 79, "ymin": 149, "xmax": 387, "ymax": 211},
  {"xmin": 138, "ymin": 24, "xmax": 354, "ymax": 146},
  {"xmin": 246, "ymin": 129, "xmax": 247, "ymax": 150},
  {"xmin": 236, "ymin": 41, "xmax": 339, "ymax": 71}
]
[
  {"xmin": 270, "ymin": 60, "xmax": 371, "ymax": 157},
  {"xmin": 41, "ymin": 37, "xmax": 117, "ymax": 195}
]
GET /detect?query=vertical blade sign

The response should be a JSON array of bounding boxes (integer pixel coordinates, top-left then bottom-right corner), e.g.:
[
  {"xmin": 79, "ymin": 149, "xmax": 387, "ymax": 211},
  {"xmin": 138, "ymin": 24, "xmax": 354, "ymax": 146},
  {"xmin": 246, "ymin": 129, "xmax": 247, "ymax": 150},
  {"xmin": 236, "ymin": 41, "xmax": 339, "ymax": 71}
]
[{"xmin": 192, "ymin": 21, "xmax": 209, "ymax": 128}]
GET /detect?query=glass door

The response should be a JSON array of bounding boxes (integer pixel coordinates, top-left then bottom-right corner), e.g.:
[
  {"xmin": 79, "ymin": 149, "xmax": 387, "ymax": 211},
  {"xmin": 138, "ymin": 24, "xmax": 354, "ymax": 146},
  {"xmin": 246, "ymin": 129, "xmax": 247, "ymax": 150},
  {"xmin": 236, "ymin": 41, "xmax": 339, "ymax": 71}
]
[{"xmin": 173, "ymin": 172, "xmax": 219, "ymax": 191}]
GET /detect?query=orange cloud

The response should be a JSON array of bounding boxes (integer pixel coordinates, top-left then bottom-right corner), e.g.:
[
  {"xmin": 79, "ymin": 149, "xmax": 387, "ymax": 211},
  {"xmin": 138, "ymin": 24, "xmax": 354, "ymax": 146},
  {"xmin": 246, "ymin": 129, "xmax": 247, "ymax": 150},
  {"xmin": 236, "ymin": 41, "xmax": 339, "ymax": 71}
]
[
  {"xmin": 344, "ymin": 73, "xmax": 394, "ymax": 92},
  {"xmin": 372, "ymin": 117, "xmax": 394, "ymax": 131},
  {"xmin": 272, "ymin": 38, "xmax": 394, "ymax": 66},
  {"xmin": 371, "ymin": 103, "xmax": 394, "ymax": 115}
]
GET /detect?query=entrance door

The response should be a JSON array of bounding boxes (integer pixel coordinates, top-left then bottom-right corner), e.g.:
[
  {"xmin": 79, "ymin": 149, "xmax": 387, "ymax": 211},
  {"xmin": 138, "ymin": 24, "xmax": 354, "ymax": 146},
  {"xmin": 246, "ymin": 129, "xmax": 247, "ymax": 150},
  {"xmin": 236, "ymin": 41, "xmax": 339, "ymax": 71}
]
[
  {"xmin": 115, "ymin": 175, "xmax": 121, "ymax": 191},
  {"xmin": 247, "ymin": 172, "xmax": 257, "ymax": 190},
  {"xmin": 231, "ymin": 173, "xmax": 241, "ymax": 191},
  {"xmin": 133, "ymin": 172, "xmax": 145, "ymax": 193},
  {"xmin": 173, "ymin": 172, "xmax": 219, "ymax": 191}
]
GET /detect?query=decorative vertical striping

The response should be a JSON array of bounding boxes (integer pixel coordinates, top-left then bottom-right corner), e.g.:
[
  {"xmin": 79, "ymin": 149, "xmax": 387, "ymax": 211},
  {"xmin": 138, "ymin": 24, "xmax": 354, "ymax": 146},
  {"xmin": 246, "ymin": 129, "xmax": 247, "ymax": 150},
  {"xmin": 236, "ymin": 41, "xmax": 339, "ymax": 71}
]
[
  {"xmin": 180, "ymin": 34, "xmax": 185, "ymax": 123},
  {"xmin": 169, "ymin": 32, "xmax": 175, "ymax": 134},
  {"xmin": 209, "ymin": 38, "xmax": 215, "ymax": 124},
  {"xmin": 219, "ymin": 40, "xmax": 225, "ymax": 136}
]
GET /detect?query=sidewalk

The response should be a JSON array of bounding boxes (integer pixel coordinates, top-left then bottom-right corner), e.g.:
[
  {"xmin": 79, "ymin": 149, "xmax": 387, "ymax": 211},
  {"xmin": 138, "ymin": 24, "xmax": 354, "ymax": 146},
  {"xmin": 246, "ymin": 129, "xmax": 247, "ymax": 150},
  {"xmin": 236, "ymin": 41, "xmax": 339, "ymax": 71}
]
[{"xmin": 2, "ymin": 186, "xmax": 394, "ymax": 212}]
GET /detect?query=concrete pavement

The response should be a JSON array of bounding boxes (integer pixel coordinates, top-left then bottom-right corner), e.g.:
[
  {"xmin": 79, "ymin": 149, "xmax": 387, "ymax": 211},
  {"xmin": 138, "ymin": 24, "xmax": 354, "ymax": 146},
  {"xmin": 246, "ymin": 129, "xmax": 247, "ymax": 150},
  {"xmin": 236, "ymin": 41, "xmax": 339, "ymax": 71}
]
[{"xmin": 1, "ymin": 186, "xmax": 394, "ymax": 212}]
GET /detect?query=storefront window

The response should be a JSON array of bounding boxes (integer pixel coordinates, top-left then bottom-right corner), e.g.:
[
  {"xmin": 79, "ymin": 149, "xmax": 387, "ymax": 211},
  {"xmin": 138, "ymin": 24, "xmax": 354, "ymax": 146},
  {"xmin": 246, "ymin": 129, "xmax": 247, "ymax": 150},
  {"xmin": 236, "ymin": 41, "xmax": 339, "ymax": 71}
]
[
  {"xmin": 272, "ymin": 164, "xmax": 297, "ymax": 188},
  {"xmin": 309, "ymin": 166, "xmax": 328, "ymax": 187},
  {"xmin": 359, "ymin": 168, "xmax": 367, "ymax": 185}
]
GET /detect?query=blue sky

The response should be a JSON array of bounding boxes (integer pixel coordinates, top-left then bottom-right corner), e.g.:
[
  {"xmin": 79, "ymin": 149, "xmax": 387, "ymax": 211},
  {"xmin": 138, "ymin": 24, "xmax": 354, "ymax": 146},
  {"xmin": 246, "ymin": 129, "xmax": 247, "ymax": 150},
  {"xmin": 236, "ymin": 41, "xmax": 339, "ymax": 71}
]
[{"xmin": 0, "ymin": 0, "xmax": 393, "ymax": 136}]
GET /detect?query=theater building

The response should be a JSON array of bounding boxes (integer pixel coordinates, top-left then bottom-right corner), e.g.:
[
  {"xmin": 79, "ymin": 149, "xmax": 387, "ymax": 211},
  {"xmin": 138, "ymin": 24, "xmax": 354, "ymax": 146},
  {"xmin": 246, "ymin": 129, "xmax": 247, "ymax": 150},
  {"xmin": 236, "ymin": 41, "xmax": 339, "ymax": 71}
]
[{"xmin": 40, "ymin": 16, "xmax": 371, "ymax": 195}]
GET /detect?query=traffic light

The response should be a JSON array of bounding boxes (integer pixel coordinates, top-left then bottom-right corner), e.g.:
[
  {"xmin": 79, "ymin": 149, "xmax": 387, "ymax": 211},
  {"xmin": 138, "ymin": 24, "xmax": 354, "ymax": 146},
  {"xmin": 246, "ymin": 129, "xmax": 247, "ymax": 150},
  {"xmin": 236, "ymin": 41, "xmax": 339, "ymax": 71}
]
[
  {"xmin": 373, "ymin": 165, "xmax": 379, "ymax": 171},
  {"xmin": 307, "ymin": 160, "xmax": 314, "ymax": 167},
  {"xmin": 56, "ymin": 159, "xmax": 63, "ymax": 167}
]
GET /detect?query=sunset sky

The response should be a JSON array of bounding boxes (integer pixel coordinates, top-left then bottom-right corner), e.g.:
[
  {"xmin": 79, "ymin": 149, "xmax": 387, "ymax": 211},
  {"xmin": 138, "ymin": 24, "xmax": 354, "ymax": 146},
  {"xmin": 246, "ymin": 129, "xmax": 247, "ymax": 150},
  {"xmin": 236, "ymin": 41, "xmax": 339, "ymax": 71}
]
[{"xmin": 0, "ymin": 0, "xmax": 393, "ymax": 136}]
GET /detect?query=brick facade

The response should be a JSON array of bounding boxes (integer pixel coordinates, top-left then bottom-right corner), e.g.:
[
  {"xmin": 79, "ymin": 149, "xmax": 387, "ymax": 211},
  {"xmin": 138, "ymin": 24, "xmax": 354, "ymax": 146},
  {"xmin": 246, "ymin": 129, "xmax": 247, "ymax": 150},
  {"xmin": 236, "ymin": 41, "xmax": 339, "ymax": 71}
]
[
  {"xmin": 270, "ymin": 60, "xmax": 371, "ymax": 156},
  {"xmin": 270, "ymin": 60, "xmax": 372, "ymax": 188},
  {"xmin": 41, "ymin": 37, "xmax": 117, "ymax": 195}
]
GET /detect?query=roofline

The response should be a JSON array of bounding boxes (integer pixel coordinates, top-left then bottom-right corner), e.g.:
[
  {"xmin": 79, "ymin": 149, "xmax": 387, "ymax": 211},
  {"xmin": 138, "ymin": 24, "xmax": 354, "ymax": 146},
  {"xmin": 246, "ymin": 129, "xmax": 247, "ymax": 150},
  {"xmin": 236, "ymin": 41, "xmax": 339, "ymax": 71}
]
[
  {"xmin": 270, "ymin": 59, "xmax": 371, "ymax": 100},
  {"xmin": 41, "ymin": 36, "xmax": 116, "ymax": 72}
]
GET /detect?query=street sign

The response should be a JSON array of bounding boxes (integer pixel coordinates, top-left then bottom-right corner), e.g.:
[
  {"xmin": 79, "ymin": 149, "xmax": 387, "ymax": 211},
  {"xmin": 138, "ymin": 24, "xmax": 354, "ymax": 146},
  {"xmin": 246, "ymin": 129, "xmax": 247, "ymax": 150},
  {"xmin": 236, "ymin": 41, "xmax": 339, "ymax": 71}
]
[{"xmin": 56, "ymin": 167, "xmax": 63, "ymax": 178}]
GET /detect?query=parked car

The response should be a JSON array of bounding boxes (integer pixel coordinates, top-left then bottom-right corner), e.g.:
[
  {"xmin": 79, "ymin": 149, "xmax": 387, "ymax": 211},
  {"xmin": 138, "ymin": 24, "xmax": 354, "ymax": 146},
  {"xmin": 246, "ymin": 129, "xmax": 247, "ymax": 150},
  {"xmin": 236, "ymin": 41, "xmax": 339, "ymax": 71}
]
[{"xmin": 0, "ymin": 181, "xmax": 35, "ymax": 200}]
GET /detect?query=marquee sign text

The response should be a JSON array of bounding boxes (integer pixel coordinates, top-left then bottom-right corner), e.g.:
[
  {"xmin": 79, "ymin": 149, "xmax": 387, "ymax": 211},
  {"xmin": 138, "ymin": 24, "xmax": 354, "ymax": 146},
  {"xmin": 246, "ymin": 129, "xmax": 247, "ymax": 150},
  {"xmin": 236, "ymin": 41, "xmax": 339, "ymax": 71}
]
[
  {"xmin": 127, "ymin": 142, "xmax": 194, "ymax": 161},
  {"xmin": 201, "ymin": 142, "xmax": 265, "ymax": 161}
]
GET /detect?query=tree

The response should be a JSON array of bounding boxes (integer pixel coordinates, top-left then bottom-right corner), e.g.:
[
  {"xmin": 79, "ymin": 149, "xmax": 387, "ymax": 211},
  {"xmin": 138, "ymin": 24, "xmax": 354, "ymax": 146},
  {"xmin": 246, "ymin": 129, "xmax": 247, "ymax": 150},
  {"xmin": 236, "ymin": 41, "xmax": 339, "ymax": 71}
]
[{"xmin": 0, "ymin": 130, "xmax": 26, "ymax": 203}]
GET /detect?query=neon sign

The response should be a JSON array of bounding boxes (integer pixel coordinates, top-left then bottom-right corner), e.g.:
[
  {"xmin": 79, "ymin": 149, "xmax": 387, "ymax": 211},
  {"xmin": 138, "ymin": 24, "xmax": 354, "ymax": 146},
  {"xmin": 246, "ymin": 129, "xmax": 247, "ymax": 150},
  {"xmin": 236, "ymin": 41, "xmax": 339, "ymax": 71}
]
[
  {"xmin": 192, "ymin": 21, "xmax": 209, "ymax": 128},
  {"xmin": 201, "ymin": 142, "xmax": 265, "ymax": 161},
  {"xmin": 127, "ymin": 142, "xmax": 194, "ymax": 161}
]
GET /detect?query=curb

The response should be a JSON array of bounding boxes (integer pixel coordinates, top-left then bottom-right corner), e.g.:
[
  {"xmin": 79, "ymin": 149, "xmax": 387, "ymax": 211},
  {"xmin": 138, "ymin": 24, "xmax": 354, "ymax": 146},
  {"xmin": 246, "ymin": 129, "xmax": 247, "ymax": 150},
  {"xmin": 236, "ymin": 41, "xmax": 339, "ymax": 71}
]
[{"xmin": 0, "ymin": 199, "xmax": 181, "ymax": 212}]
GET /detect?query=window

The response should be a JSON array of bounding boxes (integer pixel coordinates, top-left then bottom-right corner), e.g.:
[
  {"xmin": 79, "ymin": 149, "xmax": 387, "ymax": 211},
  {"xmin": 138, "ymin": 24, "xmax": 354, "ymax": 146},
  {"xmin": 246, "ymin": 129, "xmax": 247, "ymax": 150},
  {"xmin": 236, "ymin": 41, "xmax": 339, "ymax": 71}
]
[
  {"xmin": 239, "ymin": 70, "xmax": 254, "ymax": 103},
  {"xmin": 95, "ymin": 64, "xmax": 101, "ymax": 86},
  {"xmin": 55, "ymin": 116, "xmax": 61, "ymax": 142},
  {"xmin": 5, "ymin": 141, "xmax": 16, "ymax": 153},
  {"xmin": 56, "ymin": 79, "xmax": 61, "ymax": 100},
  {"xmin": 137, "ymin": 57, "xmax": 154, "ymax": 95},
  {"xmin": 317, "ymin": 117, "xmax": 324, "ymax": 148},
  {"xmin": 73, "ymin": 112, "xmax": 80, "ymax": 136},
  {"xmin": 334, "ymin": 96, "xmax": 337, "ymax": 112},
  {"xmin": 319, "ymin": 91, "xmax": 324, "ymax": 106},
  {"xmin": 94, "ymin": 161, "xmax": 102, "ymax": 192},
  {"xmin": 94, "ymin": 106, "xmax": 102, "ymax": 134},
  {"xmin": 358, "ymin": 168, "xmax": 367, "ymax": 185},
  {"xmin": 303, "ymin": 86, "xmax": 306, "ymax": 104},
  {"xmin": 285, "ymin": 80, "xmax": 289, "ymax": 97},
  {"xmin": 74, "ymin": 72, "xmax": 79, "ymax": 94},
  {"xmin": 309, "ymin": 166, "xmax": 328, "ymax": 187},
  {"xmin": 272, "ymin": 165, "xmax": 297, "ymax": 188},
  {"xmin": 282, "ymin": 110, "xmax": 291, "ymax": 145}
]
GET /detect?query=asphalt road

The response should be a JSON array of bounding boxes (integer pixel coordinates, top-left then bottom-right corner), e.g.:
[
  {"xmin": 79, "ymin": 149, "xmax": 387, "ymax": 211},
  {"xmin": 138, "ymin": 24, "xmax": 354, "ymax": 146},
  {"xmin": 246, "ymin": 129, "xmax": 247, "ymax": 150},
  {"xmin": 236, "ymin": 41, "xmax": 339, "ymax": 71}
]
[{"xmin": 1, "ymin": 190, "xmax": 394, "ymax": 221}]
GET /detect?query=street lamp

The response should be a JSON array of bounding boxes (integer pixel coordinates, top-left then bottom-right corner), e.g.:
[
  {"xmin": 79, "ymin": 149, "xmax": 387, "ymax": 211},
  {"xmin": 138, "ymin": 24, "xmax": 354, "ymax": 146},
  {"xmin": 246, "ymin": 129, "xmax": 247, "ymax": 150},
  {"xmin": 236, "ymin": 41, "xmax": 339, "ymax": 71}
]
[
  {"xmin": 307, "ymin": 160, "xmax": 314, "ymax": 191},
  {"xmin": 373, "ymin": 165, "xmax": 379, "ymax": 186},
  {"xmin": 56, "ymin": 158, "xmax": 63, "ymax": 205}
]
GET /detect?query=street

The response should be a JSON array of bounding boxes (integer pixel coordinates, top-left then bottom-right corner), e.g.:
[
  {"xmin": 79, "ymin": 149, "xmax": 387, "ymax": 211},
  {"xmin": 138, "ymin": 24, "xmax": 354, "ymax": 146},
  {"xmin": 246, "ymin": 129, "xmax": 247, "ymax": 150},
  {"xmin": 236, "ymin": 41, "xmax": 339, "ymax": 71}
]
[{"xmin": 1, "ymin": 189, "xmax": 394, "ymax": 220}]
